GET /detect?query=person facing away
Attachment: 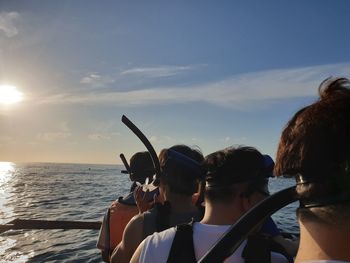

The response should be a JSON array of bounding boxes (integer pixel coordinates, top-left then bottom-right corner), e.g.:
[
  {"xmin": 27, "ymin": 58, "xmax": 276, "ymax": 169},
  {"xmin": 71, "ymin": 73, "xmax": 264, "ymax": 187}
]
[
  {"xmin": 97, "ymin": 151, "xmax": 156, "ymax": 262},
  {"xmin": 110, "ymin": 144, "xmax": 205, "ymax": 263},
  {"xmin": 131, "ymin": 146, "xmax": 289, "ymax": 263},
  {"xmin": 274, "ymin": 77, "xmax": 350, "ymax": 263}
]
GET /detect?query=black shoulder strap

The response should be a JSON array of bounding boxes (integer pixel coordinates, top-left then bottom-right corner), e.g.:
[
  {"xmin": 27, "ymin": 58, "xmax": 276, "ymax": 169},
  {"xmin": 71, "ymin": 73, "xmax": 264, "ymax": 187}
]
[
  {"xmin": 242, "ymin": 234, "xmax": 293, "ymax": 263},
  {"xmin": 155, "ymin": 201, "xmax": 171, "ymax": 232},
  {"xmin": 242, "ymin": 234, "xmax": 271, "ymax": 263},
  {"xmin": 167, "ymin": 222, "xmax": 196, "ymax": 263}
]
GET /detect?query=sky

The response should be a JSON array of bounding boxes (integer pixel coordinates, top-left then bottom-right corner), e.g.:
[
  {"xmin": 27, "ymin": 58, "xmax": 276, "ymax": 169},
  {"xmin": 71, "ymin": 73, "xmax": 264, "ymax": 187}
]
[{"xmin": 1, "ymin": 0, "xmax": 350, "ymax": 164}]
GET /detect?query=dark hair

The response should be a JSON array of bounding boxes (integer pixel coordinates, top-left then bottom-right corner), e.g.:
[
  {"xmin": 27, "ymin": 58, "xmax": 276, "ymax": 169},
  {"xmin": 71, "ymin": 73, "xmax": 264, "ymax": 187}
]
[
  {"xmin": 204, "ymin": 146, "xmax": 267, "ymax": 203},
  {"xmin": 159, "ymin": 145, "xmax": 204, "ymax": 196},
  {"xmin": 129, "ymin": 151, "xmax": 155, "ymax": 183},
  {"xmin": 274, "ymin": 77, "xmax": 350, "ymax": 223}
]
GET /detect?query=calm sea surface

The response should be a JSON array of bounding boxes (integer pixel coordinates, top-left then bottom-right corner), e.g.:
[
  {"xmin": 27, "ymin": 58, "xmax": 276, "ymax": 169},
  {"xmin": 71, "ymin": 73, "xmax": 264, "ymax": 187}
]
[{"xmin": 0, "ymin": 162, "xmax": 299, "ymax": 263}]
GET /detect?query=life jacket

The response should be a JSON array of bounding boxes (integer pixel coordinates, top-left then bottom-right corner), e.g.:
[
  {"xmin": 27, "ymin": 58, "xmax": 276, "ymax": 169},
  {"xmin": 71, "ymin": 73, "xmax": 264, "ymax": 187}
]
[
  {"xmin": 99, "ymin": 188, "xmax": 160, "ymax": 262},
  {"xmin": 166, "ymin": 222, "xmax": 293, "ymax": 263},
  {"xmin": 108, "ymin": 197, "xmax": 139, "ymax": 249},
  {"xmin": 99, "ymin": 198, "xmax": 139, "ymax": 263}
]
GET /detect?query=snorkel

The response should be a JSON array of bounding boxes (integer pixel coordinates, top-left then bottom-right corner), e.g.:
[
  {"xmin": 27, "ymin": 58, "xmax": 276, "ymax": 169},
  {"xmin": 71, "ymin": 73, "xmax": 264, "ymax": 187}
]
[
  {"xmin": 121, "ymin": 115, "xmax": 204, "ymax": 188},
  {"xmin": 122, "ymin": 115, "xmax": 161, "ymax": 187}
]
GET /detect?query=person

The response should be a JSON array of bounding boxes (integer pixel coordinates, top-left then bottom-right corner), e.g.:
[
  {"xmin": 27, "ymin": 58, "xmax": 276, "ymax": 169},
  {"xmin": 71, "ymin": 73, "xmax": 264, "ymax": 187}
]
[
  {"xmin": 131, "ymin": 146, "xmax": 290, "ymax": 263},
  {"xmin": 274, "ymin": 77, "xmax": 350, "ymax": 263},
  {"xmin": 110, "ymin": 144, "xmax": 205, "ymax": 263},
  {"xmin": 97, "ymin": 151, "xmax": 156, "ymax": 262}
]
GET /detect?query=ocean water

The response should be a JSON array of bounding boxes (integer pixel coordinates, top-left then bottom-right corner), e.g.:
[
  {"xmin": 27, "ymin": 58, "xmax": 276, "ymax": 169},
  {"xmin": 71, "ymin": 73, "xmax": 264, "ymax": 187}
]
[{"xmin": 0, "ymin": 162, "xmax": 299, "ymax": 263}]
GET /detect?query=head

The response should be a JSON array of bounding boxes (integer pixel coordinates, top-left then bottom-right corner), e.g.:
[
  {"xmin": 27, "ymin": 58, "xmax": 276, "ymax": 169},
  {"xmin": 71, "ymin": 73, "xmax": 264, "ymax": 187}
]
[
  {"xmin": 275, "ymin": 77, "xmax": 350, "ymax": 227},
  {"xmin": 204, "ymin": 146, "xmax": 272, "ymax": 210},
  {"xmin": 128, "ymin": 151, "xmax": 155, "ymax": 184},
  {"xmin": 158, "ymin": 144, "xmax": 204, "ymax": 197}
]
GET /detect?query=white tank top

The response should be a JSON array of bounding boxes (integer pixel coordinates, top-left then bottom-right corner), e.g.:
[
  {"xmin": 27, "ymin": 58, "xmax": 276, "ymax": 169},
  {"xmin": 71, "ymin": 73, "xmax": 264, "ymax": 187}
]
[{"xmin": 139, "ymin": 222, "xmax": 289, "ymax": 263}]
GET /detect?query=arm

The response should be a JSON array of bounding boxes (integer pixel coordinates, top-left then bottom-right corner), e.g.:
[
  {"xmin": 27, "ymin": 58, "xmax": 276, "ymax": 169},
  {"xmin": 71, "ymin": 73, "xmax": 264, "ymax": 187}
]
[
  {"xmin": 130, "ymin": 240, "xmax": 145, "ymax": 263},
  {"xmin": 272, "ymin": 235, "xmax": 299, "ymax": 257},
  {"xmin": 110, "ymin": 214, "xmax": 144, "ymax": 263},
  {"xmin": 260, "ymin": 217, "xmax": 299, "ymax": 257}
]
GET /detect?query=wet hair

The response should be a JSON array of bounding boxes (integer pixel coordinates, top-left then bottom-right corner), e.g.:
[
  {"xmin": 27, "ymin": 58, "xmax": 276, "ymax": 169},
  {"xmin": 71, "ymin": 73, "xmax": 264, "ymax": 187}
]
[
  {"xmin": 204, "ymin": 146, "xmax": 268, "ymax": 203},
  {"xmin": 274, "ymin": 77, "xmax": 350, "ymax": 224},
  {"xmin": 129, "ymin": 151, "xmax": 155, "ymax": 183},
  {"xmin": 158, "ymin": 144, "xmax": 204, "ymax": 196}
]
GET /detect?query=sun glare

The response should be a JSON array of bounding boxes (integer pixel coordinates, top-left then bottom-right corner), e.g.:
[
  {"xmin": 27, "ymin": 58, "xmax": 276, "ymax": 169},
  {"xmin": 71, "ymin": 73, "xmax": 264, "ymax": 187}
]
[
  {"xmin": 0, "ymin": 85, "xmax": 23, "ymax": 105},
  {"xmin": 0, "ymin": 162, "xmax": 15, "ymax": 183}
]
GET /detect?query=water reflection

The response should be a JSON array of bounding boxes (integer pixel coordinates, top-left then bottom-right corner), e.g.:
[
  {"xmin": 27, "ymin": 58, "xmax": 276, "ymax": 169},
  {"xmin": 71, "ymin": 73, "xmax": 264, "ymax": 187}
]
[
  {"xmin": 0, "ymin": 162, "xmax": 15, "ymax": 224},
  {"xmin": 0, "ymin": 162, "xmax": 15, "ymax": 183}
]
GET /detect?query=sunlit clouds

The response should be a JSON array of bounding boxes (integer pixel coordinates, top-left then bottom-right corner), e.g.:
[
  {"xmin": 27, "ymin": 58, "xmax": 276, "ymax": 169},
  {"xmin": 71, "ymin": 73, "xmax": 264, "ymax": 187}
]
[{"xmin": 37, "ymin": 62, "xmax": 350, "ymax": 109}]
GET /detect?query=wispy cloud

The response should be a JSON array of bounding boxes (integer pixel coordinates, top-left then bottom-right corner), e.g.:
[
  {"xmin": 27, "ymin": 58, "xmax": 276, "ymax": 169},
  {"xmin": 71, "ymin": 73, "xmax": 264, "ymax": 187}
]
[
  {"xmin": 36, "ymin": 122, "xmax": 71, "ymax": 141},
  {"xmin": 36, "ymin": 132, "xmax": 71, "ymax": 141},
  {"xmin": 80, "ymin": 73, "xmax": 101, "ymax": 84},
  {"xmin": 0, "ymin": 12, "xmax": 19, "ymax": 37},
  {"xmin": 38, "ymin": 62, "xmax": 350, "ymax": 109},
  {"xmin": 80, "ymin": 72, "xmax": 115, "ymax": 87},
  {"xmin": 120, "ymin": 65, "xmax": 200, "ymax": 78},
  {"xmin": 88, "ymin": 133, "xmax": 111, "ymax": 141}
]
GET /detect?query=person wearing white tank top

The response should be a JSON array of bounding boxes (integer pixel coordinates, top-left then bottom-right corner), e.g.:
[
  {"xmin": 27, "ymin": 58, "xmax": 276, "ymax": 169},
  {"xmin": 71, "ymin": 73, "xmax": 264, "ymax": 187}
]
[{"xmin": 131, "ymin": 146, "xmax": 289, "ymax": 263}]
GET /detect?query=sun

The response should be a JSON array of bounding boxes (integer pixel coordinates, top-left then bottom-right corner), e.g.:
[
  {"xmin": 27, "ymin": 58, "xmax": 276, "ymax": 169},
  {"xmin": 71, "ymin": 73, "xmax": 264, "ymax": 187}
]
[{"xmin": 0, "ymin": 85, "xmax": 23, "ymax": 105}]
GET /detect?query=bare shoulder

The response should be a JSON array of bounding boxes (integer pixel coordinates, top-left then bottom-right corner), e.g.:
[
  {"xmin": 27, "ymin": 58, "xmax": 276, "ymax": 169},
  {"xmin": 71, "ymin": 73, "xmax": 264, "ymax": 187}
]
[{"xmin": 126, "ymin": 213, "xmax": 144, "ymax": 232}]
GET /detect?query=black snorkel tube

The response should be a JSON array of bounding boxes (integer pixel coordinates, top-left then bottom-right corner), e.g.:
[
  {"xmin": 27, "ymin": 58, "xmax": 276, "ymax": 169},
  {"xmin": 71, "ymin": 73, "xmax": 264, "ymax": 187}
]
[
  {"xmin": 121, "ymin": 115, "xmax": 162, "ymax": 184},
  {"xmin": 120, "ymin": 153, "xmax": 131, "ymax": 175},
  {"xmin": 198, "ymin": 185, "xmax": 298, "ymax": 263}
]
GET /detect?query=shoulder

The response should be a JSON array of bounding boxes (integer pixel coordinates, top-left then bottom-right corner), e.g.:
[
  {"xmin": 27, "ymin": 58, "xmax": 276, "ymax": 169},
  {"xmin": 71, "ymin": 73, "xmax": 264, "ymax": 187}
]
[
  {"xmin": 139, "ymin": 227, "xmax": 177, "ymax": 263},
  {"xmin": 126, "ymin": 213, "xmax": 144, "ymax": 230},
  {"xmin": 144, "ymin": 227, "xmax": 176, "ymax": 247}
]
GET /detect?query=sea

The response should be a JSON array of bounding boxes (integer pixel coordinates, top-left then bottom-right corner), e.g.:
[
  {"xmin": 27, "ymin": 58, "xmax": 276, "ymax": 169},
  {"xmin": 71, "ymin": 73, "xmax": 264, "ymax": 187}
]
[{"xmin": 0, "ymin": 162, "xmax": 299, "ymax": 263}]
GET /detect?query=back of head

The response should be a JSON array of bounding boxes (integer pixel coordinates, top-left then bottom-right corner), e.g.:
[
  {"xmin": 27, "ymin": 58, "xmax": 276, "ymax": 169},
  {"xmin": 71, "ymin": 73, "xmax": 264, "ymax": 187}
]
[
  {"xmin": 274, "ymin": 77, "xmax": 350, "ymax": 225},
  {"xmin": 159, "ymin": 144, "xmax": 204, "ymax": 196},
  {"xmin": 204, "ymin": 146, "xmax": 270, "ymax": 203},
  {"xmin": 129, "ymin": 151, "xmax": 155, "ymax": 184}
]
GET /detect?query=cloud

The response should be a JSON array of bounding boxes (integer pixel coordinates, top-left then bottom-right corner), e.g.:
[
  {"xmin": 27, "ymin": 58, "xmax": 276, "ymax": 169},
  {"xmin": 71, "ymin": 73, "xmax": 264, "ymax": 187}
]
[
  {"xmin": 88, "ymin": 133, "xmax": 111, "ymax": 141},
  {"xmin": 0, "ymin": 12, "xmax": 19, "ymax": 37},
  {"xmin": 37, "ymin": 132, "xmax": 71, "ymax": 141},
  {"xmin": 80, "ymin": 72, "xmax": 115, "ymax": 87},
  {"xmin": 80, "ymin": 73, "xmax": 101, "ymax": 84},
  {"xmin": 120, "ymin": 65, "xmax": 198, "ymax": 78},
  {"xmin": 38, "ymin": 62, "xmax": 350, "ymax": 109}
]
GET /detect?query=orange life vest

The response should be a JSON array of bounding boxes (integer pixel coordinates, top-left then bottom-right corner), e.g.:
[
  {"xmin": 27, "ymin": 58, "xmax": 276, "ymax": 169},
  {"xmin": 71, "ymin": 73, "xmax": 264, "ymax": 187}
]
[{"xmin": 108, "ymin": 200, "xmax": 139, "ymax": 249}]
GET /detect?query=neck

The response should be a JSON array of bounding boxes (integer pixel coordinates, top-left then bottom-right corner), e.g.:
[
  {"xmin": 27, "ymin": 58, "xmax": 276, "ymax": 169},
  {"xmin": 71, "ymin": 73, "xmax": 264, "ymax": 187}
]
[
  {"xmin": 165, "ymin": 191, "xmax": 197, "ymax": 213},
  {"xmin": 200, "ymin": 200, "xmax": 242, "ymax": 225},
  {"xmin": 295, "ymin": 220, "xmax": 350, "ymax": 262}
]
